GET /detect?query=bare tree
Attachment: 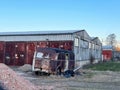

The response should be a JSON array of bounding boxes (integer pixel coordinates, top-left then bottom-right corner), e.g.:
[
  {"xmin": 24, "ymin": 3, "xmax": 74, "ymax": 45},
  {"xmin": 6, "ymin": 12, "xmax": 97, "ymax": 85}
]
[{"xmin": 106, "ymin": 34, "xmax": 116, "ymax": 47}]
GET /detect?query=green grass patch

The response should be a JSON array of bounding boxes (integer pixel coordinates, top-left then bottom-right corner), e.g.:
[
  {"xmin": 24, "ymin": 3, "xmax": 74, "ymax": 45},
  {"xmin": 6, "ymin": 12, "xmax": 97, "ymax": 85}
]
[{"xmin": 83, "ymin": 61, "xmax": 120, "ymax": 71}]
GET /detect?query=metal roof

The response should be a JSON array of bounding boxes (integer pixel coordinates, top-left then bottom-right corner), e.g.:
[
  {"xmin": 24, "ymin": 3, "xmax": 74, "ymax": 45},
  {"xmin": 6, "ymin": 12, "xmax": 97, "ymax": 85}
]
[
  {"xmin": 37, "ymin": 47, "xmax": 73, "ymax": 53},
  {"xmin": 0, "ymin": 30, "xmax": 84, "ymax": 36},
  {"xmin": 102, "ymin": 45, "xmax": 113, "ymax": 50},
  {"xmin": 91, "ymin": 37, "xmax": 98, "ymax": 40}
]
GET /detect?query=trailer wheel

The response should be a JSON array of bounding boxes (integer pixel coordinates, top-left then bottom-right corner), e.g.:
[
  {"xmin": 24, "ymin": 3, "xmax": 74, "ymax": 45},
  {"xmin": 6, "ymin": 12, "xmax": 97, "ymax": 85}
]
[
  {"xmin": 47, "ymin": 73, "xmax": 50, "ymax": 76},
  {"xmin": 63, "ymin": 70, "xmax": 75, "ymax": 78}
]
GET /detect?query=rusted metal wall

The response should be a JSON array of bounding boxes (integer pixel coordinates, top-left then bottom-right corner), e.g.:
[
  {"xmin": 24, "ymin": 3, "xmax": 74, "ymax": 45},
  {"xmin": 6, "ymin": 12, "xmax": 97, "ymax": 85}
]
[
  {"xmin": 26, "ymin": 42, "xmax": 36, "ymax": 65},
  {"xmin": 0, "ymin": 42, "xmax": 4, "ymax": 63},
  {"xmin": 25, "ymin": 41, "xmax": 73, "ymax": 65},
  {"xmin": 0, "ymin": 41, "xmax": 73, "ymax": 66},
  {"xmin": 37, "ymin": 41, "xmax": 48, "ymax": 48},
  {"xmin": 49, "ymin": 41, "xmax": 73, "ymax": 50},
  {"xmin": 5, "ymin": 42, "xmax": 26, "ymax": 66}
]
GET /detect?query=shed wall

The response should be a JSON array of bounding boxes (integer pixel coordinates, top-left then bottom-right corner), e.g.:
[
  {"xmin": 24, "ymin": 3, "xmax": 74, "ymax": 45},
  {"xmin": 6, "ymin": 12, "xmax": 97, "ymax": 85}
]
[
  {"xmin": 0, "ymin": 41, "xmax": 73, "ymax": 66},
  {"xmin": 73, "ymin": 31, "xmax": 102, "ymax": 68}
]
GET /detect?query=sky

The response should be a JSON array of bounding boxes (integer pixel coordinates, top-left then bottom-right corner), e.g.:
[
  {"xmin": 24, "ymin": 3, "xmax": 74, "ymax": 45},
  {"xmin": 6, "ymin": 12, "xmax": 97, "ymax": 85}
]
[{"xmin": 0, "ymin": 0, "xmax": 120, "ymax": 41}]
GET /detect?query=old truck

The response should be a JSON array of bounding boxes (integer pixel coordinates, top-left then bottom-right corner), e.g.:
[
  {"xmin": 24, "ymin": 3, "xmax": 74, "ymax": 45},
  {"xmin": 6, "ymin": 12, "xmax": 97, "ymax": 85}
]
[{"xmin": 32, "ymin": 47, "xmax": 75, "ymax": 75}]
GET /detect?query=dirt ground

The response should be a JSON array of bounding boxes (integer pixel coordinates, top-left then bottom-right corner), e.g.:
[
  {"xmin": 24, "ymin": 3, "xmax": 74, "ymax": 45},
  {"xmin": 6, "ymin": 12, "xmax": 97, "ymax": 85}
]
[{"xmin": 10, "ymin": 66, "xmax": 120, "ymax": 90}]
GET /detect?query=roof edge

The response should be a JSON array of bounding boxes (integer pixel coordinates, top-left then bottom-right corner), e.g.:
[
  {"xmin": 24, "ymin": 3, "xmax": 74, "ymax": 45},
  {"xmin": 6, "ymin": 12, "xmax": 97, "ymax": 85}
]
[{"xmin": 0, "ymin": 30, "xmax": 84, "ymax": 36}]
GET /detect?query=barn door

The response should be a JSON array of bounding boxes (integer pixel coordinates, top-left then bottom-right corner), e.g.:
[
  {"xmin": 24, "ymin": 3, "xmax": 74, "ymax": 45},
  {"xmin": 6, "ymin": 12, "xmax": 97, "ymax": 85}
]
[
  {"xmin": 26, "ymin": 42, "xmax": 36, "ymax": 64},
  {"xmin": 14, "ymin": 42, "xmax": 26, "ymax": 66},
  {"xmin": 5, "ymin": 42, "xmax": 26, "ymax": 66},
  {"xmin": 5, "ymin": 42, "xmax": 14, "ymax": 65}
]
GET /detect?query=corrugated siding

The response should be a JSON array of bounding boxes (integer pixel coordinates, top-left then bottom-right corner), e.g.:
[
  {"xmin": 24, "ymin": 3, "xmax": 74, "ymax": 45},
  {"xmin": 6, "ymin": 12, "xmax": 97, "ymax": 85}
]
[
  {"xmin": 0, "ymin": 42, "xmax": 4, "ymax": 63},
  {"xmin": 0, "ymin": 41, "xmax": 74, "ymax": 66},
  {"xmin": 73, "ymin": 31, "xmax": 91, "ymax": 61},
  {"xmin": 0, "ymin": 34, "xmax": 73, "ymax": 41},
  {"xmin": 5, "ymin": 42, "xmax": 26, "ymax": 66}
]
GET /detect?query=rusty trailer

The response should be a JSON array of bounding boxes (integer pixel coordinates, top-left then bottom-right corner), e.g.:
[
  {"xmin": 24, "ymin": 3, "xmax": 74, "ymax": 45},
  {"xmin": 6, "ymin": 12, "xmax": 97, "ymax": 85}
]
[{"xmin": 32, "ymin": 47, "xmax": 74, "ymax": 75}]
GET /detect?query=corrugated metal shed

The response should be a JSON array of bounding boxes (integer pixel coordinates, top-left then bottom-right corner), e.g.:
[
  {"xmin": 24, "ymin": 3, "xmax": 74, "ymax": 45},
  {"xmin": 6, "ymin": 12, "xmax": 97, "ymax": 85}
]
[{"xmin": 0, "ymin": 30, "xmax": 102, "ymax": 68}]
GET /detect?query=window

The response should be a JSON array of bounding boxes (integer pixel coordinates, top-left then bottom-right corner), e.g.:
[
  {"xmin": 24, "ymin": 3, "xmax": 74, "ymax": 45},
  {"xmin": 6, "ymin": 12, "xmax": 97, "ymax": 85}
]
[
  {"xmin": 92, "ymin": 44, "xmax": 95, "ymax": 49},
  {"xmin": 89, "ymin": 42, "xmax": 92, "ymax": 49},
  {"xmin": 36, "ymin": 52, "xmax": 43, "ymax": 58},
  {"xmin": 74, "ymin": 37, "xmax": 79, "ymax": 46}
]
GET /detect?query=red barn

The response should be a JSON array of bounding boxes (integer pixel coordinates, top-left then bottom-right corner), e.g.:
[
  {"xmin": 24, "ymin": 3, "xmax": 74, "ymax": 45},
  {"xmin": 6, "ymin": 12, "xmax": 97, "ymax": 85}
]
[{"xmin": 102, "ymin": 46, "xmax": 113, "ymax": 61}]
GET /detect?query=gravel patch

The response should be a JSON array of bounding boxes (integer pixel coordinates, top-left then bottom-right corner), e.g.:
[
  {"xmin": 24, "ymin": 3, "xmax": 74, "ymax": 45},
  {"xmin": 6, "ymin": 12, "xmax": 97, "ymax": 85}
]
[
  {"xmin": 18, "ymin": 64, "xmax": 32, "ymax": 72},
  {"xmin": 10, "ymin": 66, "xmax": 120, "ymax": 90}
]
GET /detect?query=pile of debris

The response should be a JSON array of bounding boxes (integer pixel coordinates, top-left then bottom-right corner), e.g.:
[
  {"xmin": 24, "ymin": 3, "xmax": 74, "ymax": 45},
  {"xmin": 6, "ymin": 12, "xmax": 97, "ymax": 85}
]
[{"xmin": 0, "ymin": 63, "xmax": 54, "ymax": 90}]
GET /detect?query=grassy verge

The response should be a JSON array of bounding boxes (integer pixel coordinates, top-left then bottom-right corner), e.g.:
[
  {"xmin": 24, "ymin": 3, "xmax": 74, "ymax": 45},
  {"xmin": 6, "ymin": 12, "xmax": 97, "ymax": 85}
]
[{"xmin": 83, "ymin": 61, "xmax": 120, "ymax": 71}]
